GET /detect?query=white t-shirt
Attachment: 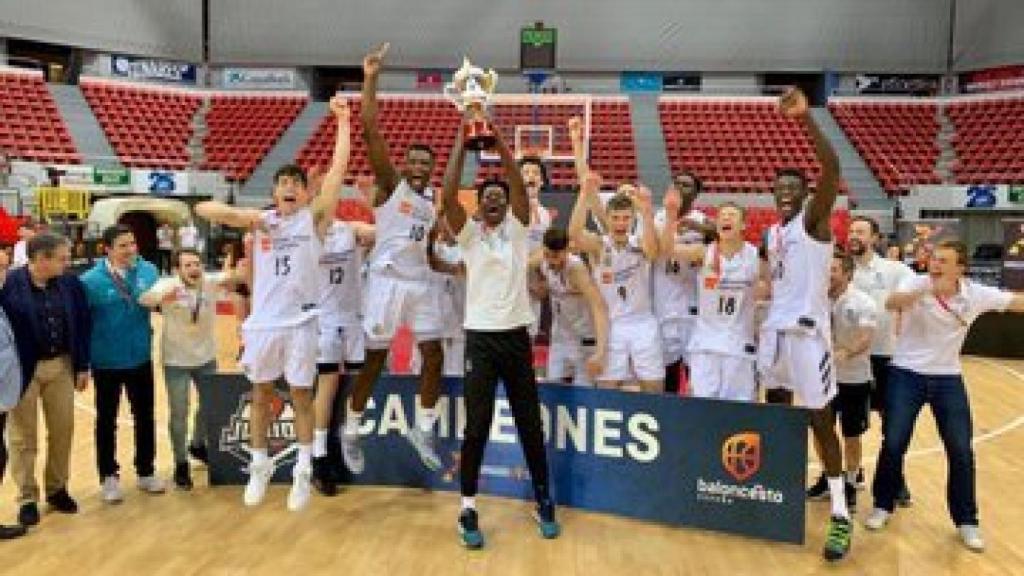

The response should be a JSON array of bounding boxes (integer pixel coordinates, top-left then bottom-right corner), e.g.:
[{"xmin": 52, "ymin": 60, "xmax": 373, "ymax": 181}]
[
  {"xmin": 690, "ymin": 242, "xmax": 760, "ymax": 358},
  {"xmin": 540, "ymin": 254, "xmax": 594, "ymax": 342},
  {"xmin": 244, "ymin": 208, "xmax": 321, "ymax": 330},
  {"xmin": 763, "ymin": 210, "xmax": 833, "ymax": 335},
  {"xmin": 11, "ymin": 240, "xmax": 27, "ymax": 268},
  {"xmin": 146, "ymin": 272, "xmax": 227, "ymax": 367},
  {"xmin": 851, "ymin": 253, "xmax": 914, "ymax": 356},
  {"xmin": 458, "ymin": 215, "xmax": 534, "ymax": 331},
  {"xmin": 594, "ymin": 234, "xmax": 654, "ymax": 321},
  {"xmin": 368, "ymin": 179, "xmax": 436, "ymax": 280},
  {"xmin": 318, "ymin": 221, "xmax": 363, "ymax": 326},
  {"xmin": 652, "ymin": 209, "xmax": 705, "ymax": 322},
  {"xmin": 527, "ymin": 203, "xmax": 552, "ymax": 254},
  {"xmin": 892, "ymin": 275, "xmax": 1013, "ymax": 375},
  {"xmin": 831, "ymin": 287, "xmax": 878, "ymax": 384},
  {"xmin": 157, "ymin": 226, "xmax": 174, "ymax": 250},
  {"xmin": 178, "ymin": 224, "xmax": 199, "ymax": 249}
]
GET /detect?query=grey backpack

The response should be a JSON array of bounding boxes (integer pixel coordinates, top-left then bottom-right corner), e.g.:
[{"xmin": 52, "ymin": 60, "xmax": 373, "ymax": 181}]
[{"xmin": 0, "ymin": 307, "xmax": 22, "ymax": 412}]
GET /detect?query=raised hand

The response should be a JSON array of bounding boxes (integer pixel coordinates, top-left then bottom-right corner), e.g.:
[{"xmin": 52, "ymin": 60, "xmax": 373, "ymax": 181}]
[
  {"xmin": 567, "ymin": 116, "xmax": 583, "ymax": 143},
  {"xmin": 363, "ymin": 42, "xmax": 390, "ymax": 78},
  {"xmin": 663, "ymin": 187, "xmax": 681, "ymax": 215},
  {"xmin": 581, "ymin": 171, "xmax": 603, "ymax": 196},
  {"xmin": 329, "ymin": 95, "xmax": 350, "ymax": 120},
  {"xmin": 634, "ymin": 184, "xmax": 653, "ymax": 213},
  {"xmin": 585, "ymin": 351, "xmax": 606, "ymax": 380},
  {"xmin": 778, "ymin": 87, "xmax": 809, "ymax": 119}
]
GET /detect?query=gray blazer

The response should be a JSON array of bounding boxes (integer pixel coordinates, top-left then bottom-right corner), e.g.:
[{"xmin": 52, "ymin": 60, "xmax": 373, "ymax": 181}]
[{"xmin": 0, "ymin": 306, "xmax": 21, "ymax": 412}]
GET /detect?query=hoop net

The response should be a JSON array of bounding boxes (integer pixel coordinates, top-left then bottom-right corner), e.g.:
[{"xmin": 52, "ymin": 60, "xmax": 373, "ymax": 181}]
[{"xmin": 479, "ymin": 93, "xmax": 592, "ymax": 163}]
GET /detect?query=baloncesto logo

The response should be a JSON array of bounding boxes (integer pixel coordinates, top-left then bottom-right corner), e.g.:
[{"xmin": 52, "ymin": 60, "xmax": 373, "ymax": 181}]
[
  {"xmin": 220, "ymin": 389, "xmax": 298, "ymax": 471},
  {"xmin": 696, "ymin": 431, "xmax": 784, "ymax": 505}
]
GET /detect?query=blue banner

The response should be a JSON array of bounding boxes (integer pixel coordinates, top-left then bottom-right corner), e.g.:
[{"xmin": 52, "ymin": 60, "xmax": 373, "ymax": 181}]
[
  {"xmin": 198, "ymin": 374, "xmax": 808, "ymax": 544},
  {"xmin": 111, "ymin": 54, "xmax": 197, "ymax": 84},
  {"xmin": 620, "ymin": 71, "xmax": 663, "ymax": 93}
]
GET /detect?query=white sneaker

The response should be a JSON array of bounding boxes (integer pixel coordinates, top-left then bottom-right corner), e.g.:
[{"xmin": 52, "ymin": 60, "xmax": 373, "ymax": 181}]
[
  {"xmin": 341, "ymin": 431, "xmax": 365, "ymax": 475},
  {"xmin": 101, "ymin": 476, "xmax": 124, "ymax": 504},
  {"xmin": 407, "ymin": 427, "xmax": 443, "ymax": 471},
  {"xmin": 957, "ymin": 524, "xmax": 985, "ymax": 552},
  {"xmin": 244, "ymin": 458, "xmax": 274, "ymax": 507},
  {"xmin": 137, "ymin": 475, "xmax": 166, "ymax": 494},
  {"xmin": 865, "ymin": 508, "xmax": 891, "ymax": 530},
  {"xmin": 287, "ymin": 463, "xmax": 312, "ymax": 512}
]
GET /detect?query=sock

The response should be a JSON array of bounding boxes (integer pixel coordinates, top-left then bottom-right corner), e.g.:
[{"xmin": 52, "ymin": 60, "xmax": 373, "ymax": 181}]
[
  {"xmin": 846, "ymin": 470, "xmax": 859, "ymax": 484},
  {"xmin": 418, "ymin": 406, "xmax": 439, "ymax": 433},
  {"xmin": 297, "ymin": 443, "xmax": 312, "ymax": 469},
  {"xmin": 461, "ymin": 496, "xmax": 476, "ymax": 510},
  {"xmin": 828, "ymin": 476, "xmax": 849, "ymax": 519},
  {"xmin": 251, "ymin": 448, "xmax": 268, "ymax": 465},
  {"xmin": 345, "ymin": 409, "xmax": 364, "ymax": 435},
  {"xmin": 313, "ymin": 429, "xmax": 328, "ymax": 457}
]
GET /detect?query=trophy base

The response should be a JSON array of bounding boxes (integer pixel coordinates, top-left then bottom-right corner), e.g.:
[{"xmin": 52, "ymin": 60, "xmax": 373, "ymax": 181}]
[{"xmin": 464, "ymin": 135, "xmax": 497, "ymax": 152}]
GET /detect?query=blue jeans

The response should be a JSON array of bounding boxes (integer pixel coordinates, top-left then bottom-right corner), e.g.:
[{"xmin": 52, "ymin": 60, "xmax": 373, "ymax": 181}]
[{"xmin": 872, "ymin": 366, "xmax": 977, "ymax": 526}]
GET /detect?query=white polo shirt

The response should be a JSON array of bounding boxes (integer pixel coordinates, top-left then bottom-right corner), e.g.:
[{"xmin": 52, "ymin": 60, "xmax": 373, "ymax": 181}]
[
  {"xmin": 891, "ymin": 275, "xmax": 1013, "ymax": 376},
  {"xmin": 831, "ymin": 286, "xmax": 878, "ymax": 384},
  {"xmin": 851, "ymin": 253, "xmax": 914, "ymax": 357},
  {"xmin": 458, "ymin": 215, "xmax": 535, "ymax": 331}
]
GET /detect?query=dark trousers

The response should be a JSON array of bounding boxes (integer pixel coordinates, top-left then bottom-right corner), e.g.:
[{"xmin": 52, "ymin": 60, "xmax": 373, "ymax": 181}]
[
  {"xmin": 93, "ymin": 362, "xmax": 156, "ymax": 480},
  {"xmin": 460, "ymin": 327, "xmax": 551, "ymax": 503},
  {"xmin": 869, "ymin": 355, "xmax": 892, "ymax": 413},
  {"xmin": 872, "ymin": 366, "xmax": 977, "ymax": 526}
]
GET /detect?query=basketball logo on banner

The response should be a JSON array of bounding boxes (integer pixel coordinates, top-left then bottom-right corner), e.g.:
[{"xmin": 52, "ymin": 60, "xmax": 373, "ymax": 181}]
[
  {"xmin": 219, "ymin": 389, "xmax": 297, "ymax": 470},
  {"xmin": 722, "ymin": 432, "xmax": 761, "ymax": 482}
]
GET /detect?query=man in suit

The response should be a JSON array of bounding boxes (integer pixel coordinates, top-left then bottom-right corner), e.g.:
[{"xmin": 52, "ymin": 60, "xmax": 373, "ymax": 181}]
[
  {"xmin": 0, "ymin": 249, "xmax": 28, "ymax": 539},
  {"xmin": 0, "ymin": 232, "xmax": 91, "ymax": 527}
]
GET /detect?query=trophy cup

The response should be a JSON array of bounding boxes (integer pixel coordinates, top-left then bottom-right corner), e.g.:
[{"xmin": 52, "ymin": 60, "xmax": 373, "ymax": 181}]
[{"xmin": 444, "ymin": 57, "xmax": 499, "ymax": 151}]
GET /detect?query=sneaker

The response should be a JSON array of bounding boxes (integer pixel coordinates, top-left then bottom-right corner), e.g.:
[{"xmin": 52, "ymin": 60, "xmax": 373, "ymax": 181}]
[
  {"xmin": 341, "ymin": 431, "xmax": 366, "ymax": 475},
  {"xmin": 17, "ymin": 502, "xmax": 39, "ymax": 527},
  {"xmin": 855, "ymin": 467, "xmax": 865, "ymax": 490},
  {"xmin": 823, "ymin": 515, "xmax": 853, "ymax": 561},
  {"xmin": 188, "ymin": 444, "xmax": 209, "ymax": 465},
  {"xmin": 312, "ymin": 456, "xmax": 338, "ymax": 497},
  {"xmin": 533, "ymin": 501, "xmax": 561, "ymax": 539},
  {"xmin": 173, "ymin": 463, "xmax": 193, "ymax": 491},
  {"xmin": 243, "ymin": 458, "xmax": 274, "ymax": 507},
  {"xmin": 844, "ymin": 481, "xmax": 857, "ymax": 512},
  {"xmin": 957, "ymin": 524, "xmax": 985, "ymax": 552},
  {"xmin": 864, "ymin": 508, "xmax": 891, "ymax": 530},
  {"xmin": 287, "ymin": 462, "xmax": 312, "ymax": 512},
  {"xmin": 0, "ymin": 524, "xmax": 27, "ymax": 540},
  {"xmin": 46, "ymin": 488, "xmax": 79, "ymax": 514},
  {"xmin": 458, "ymin": 508, "xmax": 484, "ymax": 549},
  {"xmin": 407, "ymin": 427, "xmax": 442, "ymax": 471},
  {"xmin": 806, "ymin": 473, "xmax": 829, "ymax": 500},
  {"xmin": 896, "ymin": 483, "xmax": 913, "ymax": 507},
  {"xmin": 101, "ymin": 476, "xmax": 124, "ymax": 504},
  {"xmin": 137, "ymin": 475, "xmax": 167, "ymax": 494}
]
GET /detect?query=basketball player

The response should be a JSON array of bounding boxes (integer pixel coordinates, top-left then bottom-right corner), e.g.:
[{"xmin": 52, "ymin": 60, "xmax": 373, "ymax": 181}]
[
  {"xmin": 519, "ymin": 155, "xmax": 551, "ymax": 338},
  {"xmin": 443, "ymin": 113, "xmax": 559, "ymax": 549},
  {"xmin": 194, "ymin": 95, "xmax": 350, "ymax": 511},
  {"xmin": 569, "ymin": 171, "xmax": 663, "ymax": 392},
  {"xmin": 417, "ymin": 221, "xmax": 466, "ymax": 378},
  {"xmin": 660, "ymin": 196, "xmax": 765, "ymax": 402},
  {"xmin": 341, "ymin": 43, "xmax": 445, "ymax": 474},
  {"xmin": 848, "ymin": 215, "xmax": 914, "ymax": 501},
  {"xmin": 867, "ymin": 240, "xmax": 1024, "ymax": 551},
  {"xmin": 311, "ymin": 211, "xmax": 374, "ymax": 496},
  {"xmin": 758, "ymin": 88, "xmax": 852, "ymax": 560},
  {"xmin": 528, "ymin": 228, "xmax": 609, "ymax": 385},
  {"xmin": 806, "ymin": 249, "xmax": 877, "ymax": 511}
]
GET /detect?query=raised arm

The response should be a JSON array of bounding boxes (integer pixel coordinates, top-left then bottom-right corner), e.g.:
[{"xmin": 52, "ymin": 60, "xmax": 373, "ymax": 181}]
[
  {"xmin": 493, "ymin": 125, "xmax": 528, "ymax": 225},
  {"xmin": 442, "ymin": 124, "xmax": 469, "ymax": 235},
  {"xmin": 361, "ymin": 43, "xmax": 399, "ymax": 201},
  {"xmin": 313, "ymin": 96, "xmax": 352, "ymax": 228},
  {"xmin": 634, "ymin": 186, "xmax": 659, "ymax": 260},
  {"xmin": 568, "ymin": 260, "xmax": 609, "ymax": 379},
  {"xmin": 659, "ymin": 188, "xmax": 705, "ymax": 263},
  {"xmin": 568, "ymin": 116, "xmax": 589, "ymax": 181},
  {"xmin": 779, "ymin": 88, "xmax": 839, "ymax": 243},
  {"xmin": 569, "ymin": 171, "xmax": 604, "ymax": 256},
  {"xmin": 194, "ymin": 201, "xmax": 262, "ymax": 230},
  {"xmin": 527, "ymin": 253, "xmax": 549, "ymax": 300}
]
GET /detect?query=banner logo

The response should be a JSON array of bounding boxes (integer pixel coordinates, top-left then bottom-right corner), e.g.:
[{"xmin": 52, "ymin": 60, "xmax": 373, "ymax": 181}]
[
  {"xmin": 721, "ymin": 432, "xmax": 761, "ymax": 482},
  {"xmin": 219, "ymin": 390, "xmax": 297, "ymax": 469}
]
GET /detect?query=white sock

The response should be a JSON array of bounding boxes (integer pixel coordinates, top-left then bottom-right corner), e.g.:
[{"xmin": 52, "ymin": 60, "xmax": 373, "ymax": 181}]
[
  {"xmin": 846, "ymin": 470, "xmax": 859, "ymax": 484},
  {"xmin": 345, "ymin": 409, "xmax": 364, "ymax": 435},
  {"xmin": 297, "ymin": 443, "xmax": 312, "ymax": 469},
  {"xmin": 251, "ymin": 448, "xmax": 268, "ymax": 465},
  {"xmin": 418, "ymin": 406, "xmax": 439, "ymax": 433},
  {"xmin": 462, "ymin": 496, "xmax": 476, "ymax": 510},
  {"xmin": 313, "ymin": 429, "xmax": 328, "ymax": 457},
  {"xmin": 828, "ymin": 476, "xmax": 849, "ymax": 519}
]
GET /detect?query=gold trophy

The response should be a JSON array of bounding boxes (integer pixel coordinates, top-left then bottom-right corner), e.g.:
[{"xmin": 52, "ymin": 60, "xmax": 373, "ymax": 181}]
[{"xmin": 444, "ymin": 57, "xmax": 499, "ymax": 151}]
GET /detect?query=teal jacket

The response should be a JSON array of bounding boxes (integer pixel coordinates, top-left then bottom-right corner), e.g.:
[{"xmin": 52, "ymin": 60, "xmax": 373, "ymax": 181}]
[{"xmin": 80, "ymin": 257, "xmax": 159, "ymax": 370}]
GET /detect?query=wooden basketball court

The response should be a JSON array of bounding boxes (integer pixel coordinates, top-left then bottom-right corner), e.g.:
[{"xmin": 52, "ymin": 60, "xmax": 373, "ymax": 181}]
[{"xmin": 1, "ymin": 315, "xmax": 1022, "ymax": 575}]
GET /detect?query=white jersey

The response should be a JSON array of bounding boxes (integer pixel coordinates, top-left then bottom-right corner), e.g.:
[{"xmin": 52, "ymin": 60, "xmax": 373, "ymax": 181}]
[
  {"xmin": 690, "ymin": 241, "xmax": 760, "ymax": 358},
  {"xmin": 318, "ymin": 221, "xmax": 363, "ymax": 326},
  {"xmin": 245, "ymin": 208, "xmax": 321, "ymax": 329},
  {"xmin": 527, "ymin": 203, "xmax": 552, "ymax": 254},
  {"xmin": 433, "ymin": 241, "xmax": 466, "ymax": 335},
  {"xmin": 652, "ymin": 209, "xmax": 705, "ymax": 321},
  {"xmin": 763, "ymin": 209, "xmax": 832, "ymax": 334},
  {"xmin": 594, "ymin": 235, "xmax": 653, "ymax": 321},
  {"xmin": 851, "ymin": 253, "xmax": 914, "ymax": 356},
  {"xmin": 540, "ymin": 254, "xmax": 594, "ymax": 341},
  {"xmin": 831, "ymin": 287, "xmax": 878, "ymax": 384},
  {"xmin": 367, "ymin": 179, "xmax": 436, "ymax": 280}
]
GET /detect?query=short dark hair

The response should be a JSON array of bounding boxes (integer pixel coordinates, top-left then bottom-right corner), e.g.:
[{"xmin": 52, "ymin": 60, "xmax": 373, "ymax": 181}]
[
  {"xmin": 172, "ymin": 248, "xmax": 203, "ymax": 268},
  {"xmin": 674, "ymin": 170, "xmax": 703, "ymax": 194},
  {"xmin": 406, "ymin": 143, "xmax": 435, "ymax": 161},
  {"xmin": 775, "ymin": 167, "xmax": 808, "ymax": 189},
  {"xmin": 606, "ymin": 193, "xmax": 634, "ymax": 212},
  {"xmin": 833, "ymin": 247, "xmax": 855, "ymax": 276},
  {"xmin": 543, "ymin": 228, "xmax": 570, "ymax": 251},
  {"xmin": 273, "ymin": 164, "xmax": 308, "ymax": 187},
  {"xmin": 851, "ymin": 215, "xmax": 881, "ymax": 235},
  {"xmin": 26, "ymin": 232, "xmax": 69, "ymax": 260},
  {"xmin": 936, "ymin": 239, "xmax": 969, "ymax": 268},
  {"xmin": 476, "ymin": 178, "xmax": 510, "ymax": 202},
  {"xmin": 518, "ymin": 155, "xmax": 550, "ymax": 185},
  {"xmin": 102, "ymin": 224, "xmax": 133, "ymax": 248}
]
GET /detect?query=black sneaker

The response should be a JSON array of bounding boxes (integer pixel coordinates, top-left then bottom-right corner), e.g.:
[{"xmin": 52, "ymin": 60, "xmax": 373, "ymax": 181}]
[
  {"xmin": 855, "ymin": 468, "xmax": 865, "ymax": 490},
  {"xmin": 844, "ymin": 481, "xmax": 857, "ymax": 512},
  {"xmin": 533, "ymin": 500, "xmax": 561, "ymax": 539},
  {"xmin": 823, "ymin": 515, "xmax": 853, "ymax": 561},
  {"xmin": 0, "ymin": 524, "xmax": 27, "ymax": 540},
  {"xmin": 897, "ymin": 482, "xmax": 912, "ymax": 507},
  {"xmin": 458, "ymin": 508, "xmax": 484, "ymax": 549},
  {"xmin": 188, "ymin": 444, "xmax": 209, "ymax": 465},
  {"xmin": 17, "ymin": 502, "xmax": 39, "ymax": 527},
  {"xmin": 312, "ymin": 456, "xmax": 338, "ymax": 497},
  {"xmin": 46, "ymin": 488, "xmax": 79, "ymax": 514},
  {"xmin": 174, "ymin": 462, "xmax": 193, "ymax": 490},
  {"xmin": 806, "ymin": 473, "xmax": 829, "ymax": 500}
]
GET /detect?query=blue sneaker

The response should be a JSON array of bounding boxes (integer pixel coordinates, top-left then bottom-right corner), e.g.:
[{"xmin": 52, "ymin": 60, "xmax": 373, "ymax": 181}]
[
  {"xmin": 458, "ymin": 508, "xmax": 484, "ymax": 549},
  {"xmin": 533, "ymin": 501, "xmax": 561, "ymax": 539}
]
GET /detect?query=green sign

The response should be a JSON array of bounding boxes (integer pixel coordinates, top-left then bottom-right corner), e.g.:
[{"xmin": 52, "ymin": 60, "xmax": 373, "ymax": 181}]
[
  {"xmin": 94, "ymin": 167, "xmax": 130, "ymax": 186},
  {"xmin": 521, "ymin": 28, "xmax": 556, "ymax": 47},
  {"xmin": 1009, "ymin": 185, "xmax": 1024, "ymax": 204}
]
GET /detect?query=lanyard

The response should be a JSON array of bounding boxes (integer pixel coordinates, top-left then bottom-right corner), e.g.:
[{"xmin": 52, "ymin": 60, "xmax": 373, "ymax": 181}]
[
  {"xmin": 107, "ymin": 261, "xmax": 134, "ymax": 303},
  {"xmin": 933, "ymin": 294, "xmax": 968, "ymax": 327}
]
